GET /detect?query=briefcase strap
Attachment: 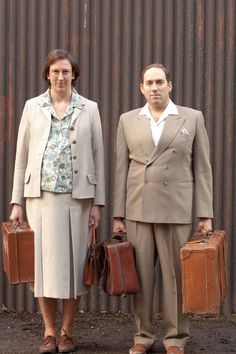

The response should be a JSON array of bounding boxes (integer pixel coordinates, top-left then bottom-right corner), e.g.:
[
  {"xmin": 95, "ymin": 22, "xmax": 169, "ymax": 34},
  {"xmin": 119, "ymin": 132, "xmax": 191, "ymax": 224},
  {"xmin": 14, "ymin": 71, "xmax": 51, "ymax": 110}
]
[{"xmin": 88, "ymin": 225, "xmax": 96, "ymax": 246}]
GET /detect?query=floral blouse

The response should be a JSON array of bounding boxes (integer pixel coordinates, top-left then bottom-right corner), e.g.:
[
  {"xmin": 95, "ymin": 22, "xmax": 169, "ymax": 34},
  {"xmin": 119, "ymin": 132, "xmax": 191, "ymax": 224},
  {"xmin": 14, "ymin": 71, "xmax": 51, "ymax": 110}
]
[{"xmin": 40, "ymin": 89, "xmax": 84, "ymax": 193}]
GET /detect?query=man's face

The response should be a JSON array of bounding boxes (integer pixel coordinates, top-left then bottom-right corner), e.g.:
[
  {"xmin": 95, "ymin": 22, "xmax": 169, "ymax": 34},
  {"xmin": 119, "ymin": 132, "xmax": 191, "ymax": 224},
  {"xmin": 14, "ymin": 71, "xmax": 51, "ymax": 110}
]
[{"xmin": 140, "ymin": 67, "xmax": 172, "ymax": 110}]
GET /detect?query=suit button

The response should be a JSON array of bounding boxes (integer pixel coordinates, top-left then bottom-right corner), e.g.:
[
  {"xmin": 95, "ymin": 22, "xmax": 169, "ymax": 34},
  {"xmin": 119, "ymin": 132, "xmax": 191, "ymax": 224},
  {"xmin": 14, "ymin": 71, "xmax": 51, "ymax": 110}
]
[
  {"xmin": 72, "ymin": 140, "xmax": 77, "ymax": 144},
  {"xmin": 70, "ymin": 126, "xmax": 75, "ymax": 131},
  {"xmin": 165, "ymin": 165, "xmax": 168, "ymax": 169},
  {"xmin": 162, "ymin": 181, "xmax": 167, "ymax": 186},
  {"xmin": 172, "ymin": 149, "xmax": 177, "ymax": 153},
  {"xmin": 74, "ymin": 169, "xmax": 78, "ymax": 174},
  {"xmin": 73, "ymin": 155, "xmax": 77, "ymax": 159}
]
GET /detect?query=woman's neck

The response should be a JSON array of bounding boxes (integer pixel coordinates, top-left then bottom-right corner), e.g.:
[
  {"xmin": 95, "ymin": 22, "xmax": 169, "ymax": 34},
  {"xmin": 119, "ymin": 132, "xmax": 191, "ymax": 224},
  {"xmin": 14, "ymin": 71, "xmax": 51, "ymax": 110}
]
[{"xmin": 50, "ymin": 88, "xmax": 72, "ymax": 104}]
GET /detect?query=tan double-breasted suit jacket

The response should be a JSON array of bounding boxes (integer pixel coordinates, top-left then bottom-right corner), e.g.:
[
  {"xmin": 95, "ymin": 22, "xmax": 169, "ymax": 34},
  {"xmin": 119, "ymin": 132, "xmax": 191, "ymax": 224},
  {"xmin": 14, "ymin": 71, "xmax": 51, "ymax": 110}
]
[{"xmin": 113, "ymin": 105, "xmax": 213, "ymax": 222}]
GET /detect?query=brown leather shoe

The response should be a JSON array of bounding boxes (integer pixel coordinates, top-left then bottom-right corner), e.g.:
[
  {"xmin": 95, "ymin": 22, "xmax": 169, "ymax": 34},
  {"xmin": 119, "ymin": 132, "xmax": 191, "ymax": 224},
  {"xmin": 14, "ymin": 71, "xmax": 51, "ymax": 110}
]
[
  {"xmin": 58, "ymin": 333, "xmax": 76, "ymax": 353},
  {"xmin": 167, "ymin": 346, "xmax": 184, "ymax": 354},
  {"xmin": 129, "ymin": 343, "xmax": 148, "ymax": 354},
  {"xmin": 39, "ymin": 335, "xmax": 56, "ymax": 353}
]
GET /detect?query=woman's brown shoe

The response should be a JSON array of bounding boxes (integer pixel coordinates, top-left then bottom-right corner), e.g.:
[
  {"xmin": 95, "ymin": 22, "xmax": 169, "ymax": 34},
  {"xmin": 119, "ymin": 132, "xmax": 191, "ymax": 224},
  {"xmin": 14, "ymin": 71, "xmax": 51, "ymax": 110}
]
[
  {"xmin": 39, "ymin": 335, "xmax": 56, "ymax": 353},
  {"xmin": 58, "ymin": 333, "xmax": 76, "ymax": 353}
]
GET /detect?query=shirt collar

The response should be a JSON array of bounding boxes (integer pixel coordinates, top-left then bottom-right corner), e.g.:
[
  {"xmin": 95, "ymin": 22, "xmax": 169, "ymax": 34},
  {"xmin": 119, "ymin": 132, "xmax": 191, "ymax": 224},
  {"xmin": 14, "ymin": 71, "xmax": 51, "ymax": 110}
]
[
  {"xmin": 139, "ymin": 99, "xmax": 179, "ymax": 120},
  {"xmin": 38, "ymin": 88, "xmax": 85, "ymax": 110}
]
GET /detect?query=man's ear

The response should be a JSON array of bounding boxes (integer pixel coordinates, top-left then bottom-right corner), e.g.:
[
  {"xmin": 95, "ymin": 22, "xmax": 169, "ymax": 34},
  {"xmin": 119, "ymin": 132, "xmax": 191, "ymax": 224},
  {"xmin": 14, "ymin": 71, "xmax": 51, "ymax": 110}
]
[
  {"xmin": 140, "ymin": 83, "xmax": 144, "ymax": 95},
  {"xmin": 168, "ymin": 81, "xmax": 173, "ymax": 93}
]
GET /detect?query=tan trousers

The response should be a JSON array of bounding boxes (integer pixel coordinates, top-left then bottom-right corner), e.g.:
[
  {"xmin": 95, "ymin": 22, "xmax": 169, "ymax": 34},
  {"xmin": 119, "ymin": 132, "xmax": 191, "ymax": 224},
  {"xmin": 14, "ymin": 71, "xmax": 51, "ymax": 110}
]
[{"xmin": 126, "ymin": 221, "xmax": 192, "ymax": 349}]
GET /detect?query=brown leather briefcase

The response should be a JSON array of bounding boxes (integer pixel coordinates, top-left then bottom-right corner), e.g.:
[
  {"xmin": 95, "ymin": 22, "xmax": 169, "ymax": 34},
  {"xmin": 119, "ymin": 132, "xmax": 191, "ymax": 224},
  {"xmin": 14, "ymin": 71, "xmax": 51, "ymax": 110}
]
[
  {"xmin": 102, "ymin": 235, "xmax": 139, "ymax": 296},
  {"xmin": 2, "ymin": 222, "xmax": 34, "ymax": 284},
  {"xmin": 181, "ymin": 230, "xmax": 227, "ymax": 315}
]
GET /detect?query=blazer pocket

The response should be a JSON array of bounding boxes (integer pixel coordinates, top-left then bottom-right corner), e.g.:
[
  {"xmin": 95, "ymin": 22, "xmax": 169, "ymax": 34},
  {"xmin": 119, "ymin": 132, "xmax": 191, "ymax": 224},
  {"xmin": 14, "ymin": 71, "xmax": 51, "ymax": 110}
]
[
  {"xmin": 24, "ymin": 172, "xmax": 31, "ymax": 184},
  {"xmin": 87, "ymin": 174, "xmax": 97, "ymax": 185}
]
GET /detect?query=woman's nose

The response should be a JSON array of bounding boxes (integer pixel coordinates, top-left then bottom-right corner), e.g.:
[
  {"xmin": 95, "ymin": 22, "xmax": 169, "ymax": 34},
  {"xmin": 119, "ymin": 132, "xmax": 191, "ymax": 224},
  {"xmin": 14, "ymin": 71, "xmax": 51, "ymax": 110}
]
[{"xmin": 58, "ymin": 71, "xmax": 64, "ymax": 80}]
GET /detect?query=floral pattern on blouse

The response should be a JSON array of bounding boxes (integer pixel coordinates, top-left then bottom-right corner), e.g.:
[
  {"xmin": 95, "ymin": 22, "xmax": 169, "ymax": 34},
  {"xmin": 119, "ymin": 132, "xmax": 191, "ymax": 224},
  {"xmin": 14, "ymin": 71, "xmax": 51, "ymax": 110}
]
[{"xmin": 40, "ymin": 89, "xmax": 85, "ymax": 193}]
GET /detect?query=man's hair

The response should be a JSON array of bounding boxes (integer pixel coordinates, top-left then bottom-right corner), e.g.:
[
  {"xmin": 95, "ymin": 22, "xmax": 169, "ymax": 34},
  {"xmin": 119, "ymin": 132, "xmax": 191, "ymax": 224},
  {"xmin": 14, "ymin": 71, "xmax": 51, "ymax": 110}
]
[
  {"xmin": 43, "ymin": 49, "xmax": 80, "ymax": 87},
  {"xmin": 141, "ymin": 63, "xmax": 171, "ymax": 83}
]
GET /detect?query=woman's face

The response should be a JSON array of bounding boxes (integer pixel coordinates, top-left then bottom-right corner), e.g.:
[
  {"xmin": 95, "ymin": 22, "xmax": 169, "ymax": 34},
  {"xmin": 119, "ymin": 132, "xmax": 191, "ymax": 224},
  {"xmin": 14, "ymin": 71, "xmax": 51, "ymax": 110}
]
[{"xmin": 47, "ymin": 59, "xmax": 75, "ymax": 94}]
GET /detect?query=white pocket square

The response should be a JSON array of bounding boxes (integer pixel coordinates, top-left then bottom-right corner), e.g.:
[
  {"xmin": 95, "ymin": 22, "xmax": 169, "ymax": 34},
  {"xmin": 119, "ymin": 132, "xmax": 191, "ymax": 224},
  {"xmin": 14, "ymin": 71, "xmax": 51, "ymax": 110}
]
[{"xmin": 181, "ymin": 128, "xmax": 189, "ymax": 136}]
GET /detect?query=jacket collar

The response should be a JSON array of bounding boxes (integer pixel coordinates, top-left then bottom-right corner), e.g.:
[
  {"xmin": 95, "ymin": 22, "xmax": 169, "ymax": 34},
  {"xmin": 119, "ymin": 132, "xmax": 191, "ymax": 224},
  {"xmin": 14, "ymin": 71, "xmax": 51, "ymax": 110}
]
[
  {"xmin": 135, "ymin": 110, "xmax": 185, "ymax": 161},
  {"xmin": 38, "ymin": 88, "xmax": 85, "ymax": 121}
]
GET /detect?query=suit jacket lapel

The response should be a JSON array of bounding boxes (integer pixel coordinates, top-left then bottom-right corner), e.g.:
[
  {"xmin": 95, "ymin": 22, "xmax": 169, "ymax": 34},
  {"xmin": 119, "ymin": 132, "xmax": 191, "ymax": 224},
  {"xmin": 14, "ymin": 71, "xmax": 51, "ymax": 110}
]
[
  {"xmin": 150, "ymin": 114, "xmax": 186, "ymax": 161},
  {"xmin": 134, "ymin": 114, "xmax": 155, "ymax": 156}
]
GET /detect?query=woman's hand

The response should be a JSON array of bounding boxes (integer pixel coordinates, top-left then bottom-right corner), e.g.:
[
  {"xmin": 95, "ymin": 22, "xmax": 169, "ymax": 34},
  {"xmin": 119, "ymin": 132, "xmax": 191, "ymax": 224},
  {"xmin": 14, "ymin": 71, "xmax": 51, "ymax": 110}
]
[
  {"xmin": 112, "ymin": 217, "xmax": 127, "ymax": 235},
  {"xmin": 9, "ymin": 204, "xmax": 24, "ymax": 226},
  {"xmin": 89, "ymin": 205, "xmax": 101, "ymax": 229}
]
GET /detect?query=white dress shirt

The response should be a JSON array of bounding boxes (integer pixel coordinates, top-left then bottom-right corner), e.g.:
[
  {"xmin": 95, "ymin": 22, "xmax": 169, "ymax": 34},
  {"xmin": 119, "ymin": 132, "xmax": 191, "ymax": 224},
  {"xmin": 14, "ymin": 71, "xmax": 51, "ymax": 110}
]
[{"xmin": 139, "ymin": 99, "xmax": 179, "ymax": 146}]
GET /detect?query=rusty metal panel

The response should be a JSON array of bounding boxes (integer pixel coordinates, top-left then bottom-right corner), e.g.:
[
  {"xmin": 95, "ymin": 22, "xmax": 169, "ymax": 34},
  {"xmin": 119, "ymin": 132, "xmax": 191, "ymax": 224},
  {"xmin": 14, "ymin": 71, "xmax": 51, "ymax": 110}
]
[{"xmin": 0, "ymin": 0, "xmax": 235, "ymax": 314}]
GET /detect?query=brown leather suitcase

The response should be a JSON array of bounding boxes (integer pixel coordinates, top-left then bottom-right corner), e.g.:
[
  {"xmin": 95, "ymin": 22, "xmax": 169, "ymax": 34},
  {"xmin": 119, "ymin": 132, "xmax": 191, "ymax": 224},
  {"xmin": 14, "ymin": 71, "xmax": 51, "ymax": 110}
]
[
  {"xmin": 181, "ymin": 230, "xmax": 227, "ymax": 315},
  {"xmin": 102, "ymin": 235, "xmax": 139, "ymax": 296},
  {"xmin": 2, "ymin": 222, "xmax": 34, "ymax": 284}
]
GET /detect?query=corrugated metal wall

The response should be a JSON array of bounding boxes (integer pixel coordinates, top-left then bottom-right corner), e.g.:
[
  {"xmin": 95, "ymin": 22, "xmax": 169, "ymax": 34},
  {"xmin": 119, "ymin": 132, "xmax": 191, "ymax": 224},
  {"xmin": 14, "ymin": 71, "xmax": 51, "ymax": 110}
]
[{"xmin": 0, "ymin": 0, "xmax": 235, "ymax": 314}]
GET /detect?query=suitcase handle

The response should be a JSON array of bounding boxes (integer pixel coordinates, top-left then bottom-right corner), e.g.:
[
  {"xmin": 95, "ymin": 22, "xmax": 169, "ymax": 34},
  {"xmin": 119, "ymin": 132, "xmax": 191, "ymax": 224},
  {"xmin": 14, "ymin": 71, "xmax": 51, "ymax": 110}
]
[
  {"xmin": 5, "ymin": 221, "xmax": 30, "ymax": 233},
  {"xmin": 188, "ymin": 230, "xmax": 214, "ymax": 244}
]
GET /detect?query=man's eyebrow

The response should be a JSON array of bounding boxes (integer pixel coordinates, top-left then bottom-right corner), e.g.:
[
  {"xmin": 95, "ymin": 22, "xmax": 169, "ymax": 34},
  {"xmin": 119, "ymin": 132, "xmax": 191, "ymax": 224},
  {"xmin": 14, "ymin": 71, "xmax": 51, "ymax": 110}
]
[{"xmin": 145, "ymin": 79, "xmax": 165, "ymax": 83}]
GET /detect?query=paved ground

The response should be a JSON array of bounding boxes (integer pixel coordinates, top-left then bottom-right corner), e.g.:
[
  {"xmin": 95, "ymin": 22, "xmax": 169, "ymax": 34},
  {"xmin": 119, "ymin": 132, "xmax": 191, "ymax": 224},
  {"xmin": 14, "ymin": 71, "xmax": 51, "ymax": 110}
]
[{"xmin": 0, "ymin": 308, "xmax": 236, "ymax": 353}]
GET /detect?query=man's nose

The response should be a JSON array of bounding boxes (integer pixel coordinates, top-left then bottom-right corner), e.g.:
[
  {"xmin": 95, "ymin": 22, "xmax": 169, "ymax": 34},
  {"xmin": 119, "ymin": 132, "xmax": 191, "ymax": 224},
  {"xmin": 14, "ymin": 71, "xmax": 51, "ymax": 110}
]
[{"xmin": 151, "ymin": 84, "xmax": 158, "ymax": 90}]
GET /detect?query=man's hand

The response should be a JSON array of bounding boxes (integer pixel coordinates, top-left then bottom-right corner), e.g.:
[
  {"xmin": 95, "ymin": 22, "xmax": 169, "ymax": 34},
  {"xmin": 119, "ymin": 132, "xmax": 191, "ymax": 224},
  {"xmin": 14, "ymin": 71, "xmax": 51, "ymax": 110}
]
[
  {"xmin": 9, "ymin": 204, "xmax": 24, "ymax": 226},
  {"xmin": 197, "ymin": 218, "xmax": 212, "ymax": 234},
  {"xmin": 112, "ymin": 217, "xmax": 127, "ymax": 235}
]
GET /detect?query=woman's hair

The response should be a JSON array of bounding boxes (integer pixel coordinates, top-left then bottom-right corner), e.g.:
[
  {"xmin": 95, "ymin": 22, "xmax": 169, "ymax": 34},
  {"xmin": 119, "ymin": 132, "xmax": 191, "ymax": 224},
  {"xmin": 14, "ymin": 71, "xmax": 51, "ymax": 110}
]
[
  {"xmin": 43, "ymin": 49, "xmax": 80, "ymax": 86},
  {"xmin": 141, "ymin": 63, "xmax": 171, "ymax": 83}
]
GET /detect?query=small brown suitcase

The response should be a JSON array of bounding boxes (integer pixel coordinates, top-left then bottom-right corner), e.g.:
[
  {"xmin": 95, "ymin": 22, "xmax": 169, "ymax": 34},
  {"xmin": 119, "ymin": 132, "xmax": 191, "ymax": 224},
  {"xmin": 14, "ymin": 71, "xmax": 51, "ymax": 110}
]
[
  {"xmin": 2, "ymin": 222, "xmax": 34, "ymax": 284},
  {"xmin": 181, "ymin": 230, "xmax": 227, "ymax": 315},
  {"xmin": 102, "ymin": 234, "xmax": 139, "ymax": 296}
]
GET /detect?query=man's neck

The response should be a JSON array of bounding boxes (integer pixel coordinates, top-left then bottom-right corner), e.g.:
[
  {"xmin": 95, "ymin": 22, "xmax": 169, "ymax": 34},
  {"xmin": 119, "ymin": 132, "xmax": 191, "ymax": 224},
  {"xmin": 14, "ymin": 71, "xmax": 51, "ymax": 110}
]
[{"xmin": 148, "ymin": 102, "xmax": 169, "ymax": 121}]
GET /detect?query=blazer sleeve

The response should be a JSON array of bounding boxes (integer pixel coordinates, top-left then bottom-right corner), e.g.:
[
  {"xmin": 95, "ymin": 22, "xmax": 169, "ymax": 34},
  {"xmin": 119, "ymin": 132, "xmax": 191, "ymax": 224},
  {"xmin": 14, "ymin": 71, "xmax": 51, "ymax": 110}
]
[
  {"xmin": 193, "ymin": 112, "xmax": 214, "ymax": 218},
  {"xmin": 113, "ymin": 115, "xmax": 130, "ymax": 218},
  {"xmin": 11, "ymin": 101, "xmax": 31, "ymax": 205},
  {"xmin": 91, "ymin": 103, "xmax": 105, "ymax": 206}
]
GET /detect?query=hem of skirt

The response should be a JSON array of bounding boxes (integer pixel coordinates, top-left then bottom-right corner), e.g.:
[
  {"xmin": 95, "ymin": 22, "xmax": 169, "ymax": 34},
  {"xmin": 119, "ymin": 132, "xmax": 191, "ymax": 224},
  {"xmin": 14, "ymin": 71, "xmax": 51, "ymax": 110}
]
[{"xmin": 34, "ymin": 288, "xmax": 89, "ymax": 299}]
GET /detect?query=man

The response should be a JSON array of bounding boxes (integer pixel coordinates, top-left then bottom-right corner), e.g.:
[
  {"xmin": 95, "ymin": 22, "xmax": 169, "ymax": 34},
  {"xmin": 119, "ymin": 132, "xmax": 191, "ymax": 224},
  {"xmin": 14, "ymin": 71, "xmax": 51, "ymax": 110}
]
[{"xmin": 112, "ymin": 64, "xmax": 213, "ymax": 354}]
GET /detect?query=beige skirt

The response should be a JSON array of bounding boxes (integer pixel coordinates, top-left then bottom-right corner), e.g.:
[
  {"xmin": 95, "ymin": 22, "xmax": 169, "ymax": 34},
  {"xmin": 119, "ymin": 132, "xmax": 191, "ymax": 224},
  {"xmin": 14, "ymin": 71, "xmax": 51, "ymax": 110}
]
[{"xmin": 26, "ymin": 192, "xmax": 92, "ymax": 299}]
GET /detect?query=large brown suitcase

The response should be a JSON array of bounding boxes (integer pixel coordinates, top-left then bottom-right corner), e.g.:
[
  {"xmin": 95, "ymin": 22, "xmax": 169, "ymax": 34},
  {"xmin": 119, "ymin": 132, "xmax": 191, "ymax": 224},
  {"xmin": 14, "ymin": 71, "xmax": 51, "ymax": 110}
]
[
  {"xmin": 181, "ymin": 230, "xmax": 227, "ymax": 315},
  {"xmin": 2, "ymin": 222, "xmax": 34, "ymax": 284}
]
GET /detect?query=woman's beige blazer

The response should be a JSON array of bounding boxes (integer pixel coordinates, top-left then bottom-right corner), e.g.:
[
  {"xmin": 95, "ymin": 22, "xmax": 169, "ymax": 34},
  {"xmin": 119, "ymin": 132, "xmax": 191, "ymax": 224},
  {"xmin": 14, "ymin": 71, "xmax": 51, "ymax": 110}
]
[
  {"xmin": 11, "ymin": 93, "xmax": 105, "ymax": 206},
  {"xmin": 113, "ymin": 105, "xmax": 213, "ymax": 223}
]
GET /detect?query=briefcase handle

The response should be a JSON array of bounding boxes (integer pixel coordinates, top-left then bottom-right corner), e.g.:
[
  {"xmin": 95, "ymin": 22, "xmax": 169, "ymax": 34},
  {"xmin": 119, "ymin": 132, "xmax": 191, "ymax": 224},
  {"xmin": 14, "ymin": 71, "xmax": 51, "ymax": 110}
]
[{"xmin": 103, "ymin": 233, "xmax": 127, "ymax": 245}]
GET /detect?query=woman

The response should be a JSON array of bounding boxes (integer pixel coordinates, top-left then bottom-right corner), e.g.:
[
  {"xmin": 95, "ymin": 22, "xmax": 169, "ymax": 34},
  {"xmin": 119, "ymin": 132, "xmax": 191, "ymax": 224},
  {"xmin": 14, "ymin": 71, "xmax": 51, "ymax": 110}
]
[{"xmin": 10, "ymin": 49, "xmax": 105, "ymax": 353}]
